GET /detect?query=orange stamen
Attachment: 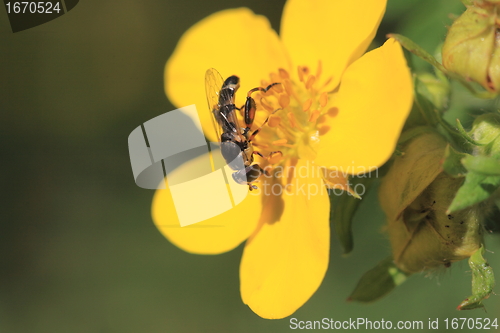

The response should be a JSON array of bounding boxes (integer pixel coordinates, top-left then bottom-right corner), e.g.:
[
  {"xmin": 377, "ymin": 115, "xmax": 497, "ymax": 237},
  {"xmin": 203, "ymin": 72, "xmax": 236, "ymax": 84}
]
[
  {"xmin": 327, "ymin": 107, "xmax": 339, "ymax": 117},
  {"xmin": 302, "ymin": 98, "xmax": 312, "ymax": 112},
  {"xmin": 287, "ymin": 112, "xmax": 298, "ymax": 128},
  {"xmin": 318, "ymin": 125, "xmax": 331, "ymax": 136},
  {"xmin": 272, "ymin": 139, "xmax": 288, "ymax": 146},
  {"xmin": 252, "ymin": 143, "xmax": 269, "ymax": 149},
  {"xmin": 306, "ymin": 75, "xmax": 316, "ymax": 90},
  {"xmin": 270, "ymin": 72, "xmax": 281, "ymax": 84},
  {"xmin": 279, "ymin": 68, "xmax": 290, "ymax": 80},
  {"xmin": 319, "ymin": 92, "xmax": 328, "ymax": 107},
  {"xmin": 297, "ymin": 66, "xmax": 304, "ymax": 82},
  {"xmin": 309, "ymin": 110, "xmax": 320, "ymax": 123},
  {"xmin": 283, "ymin": 79, "xmax": 301, "ymax": 104},
  {"xmin": 279, "ymin": 94, "xmax": 290, "ymax": 109},
  {"xmin": 283, "ymin": 79, "xmax": 294, "ymax": 96},
  {"xmin": 268, "ymin": 115, "xmax": 281, "ymax": 127},
  {"xmin": 268, "ymin": 152, "xmax": 283, "ymax": 164},
  {"xmin": 315, "ymin": 60, "xmax": 323, "ymax": 82},
  {"xmin": 273, "ymin": 84, "xmax": 283, "ymax": 94},
  {"xmin": 316, "ymin": 114, "xmax": 328, "ymax": 124}
]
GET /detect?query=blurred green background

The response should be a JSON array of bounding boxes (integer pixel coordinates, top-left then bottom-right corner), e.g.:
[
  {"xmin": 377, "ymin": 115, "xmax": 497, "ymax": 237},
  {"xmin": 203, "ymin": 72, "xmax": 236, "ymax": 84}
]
[{"xmin": 2, "ymin": 0, "xmax": 500, "ymax": 332}]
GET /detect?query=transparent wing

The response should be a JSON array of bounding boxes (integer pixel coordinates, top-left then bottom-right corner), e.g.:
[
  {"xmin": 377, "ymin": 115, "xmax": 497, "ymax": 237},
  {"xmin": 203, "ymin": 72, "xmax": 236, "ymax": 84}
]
[
  {"xmin": 220, "ymin": 92, "xmax": 241, "ymax": 135},
  {"xmin": 205, "ymin": 68, "xmax": 225, "ymax": 142}
]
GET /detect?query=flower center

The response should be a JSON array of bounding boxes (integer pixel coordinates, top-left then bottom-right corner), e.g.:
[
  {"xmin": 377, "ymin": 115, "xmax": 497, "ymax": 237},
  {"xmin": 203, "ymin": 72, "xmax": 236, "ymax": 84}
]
[{"xmin": 242, "ymin": 64, "xmax": 338, "ymax": 173}]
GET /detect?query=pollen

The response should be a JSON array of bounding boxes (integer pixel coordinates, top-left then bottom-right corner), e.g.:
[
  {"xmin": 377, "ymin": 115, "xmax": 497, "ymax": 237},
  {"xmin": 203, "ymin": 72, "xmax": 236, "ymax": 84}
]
[
  {"xmin": 309, "ymin": 110, "xmax": 320, "ymax": 123},
  {"xmin": 248, "ymin": 64, "xmax": 338, "ymax": 174},
  {"xmin": 287, "ymin": 112, "xmax": 299, "ymax": 129},
  {"xmin": 302, "ymin": 99, "xmax": 312, "ymax": 112},
  {"xmin": 298, "ymin": 66, "xmax": 305, "ymax": 82},
  {"xmin": 305, "ymin": 75, "xmax": 316, "ymax": 90},
  {"xmin": 283, "ymin": 80, "xmax": 294, "ymax": 97},
  {"xmin": 318, "ymin": 125, "xmax": 331, "ymax": 136},
  {"xmin": 327, "ymin": 107, "xmax": 339, "ymax": 117},
  {"xmin": 279, "ymin": 68, "xmax": 290, "ymax": 80},
  {"xmin": 279, "ymin": 95, "xmax": 290, "ymax": 109},
  {"xmin": 268, "ymin": 151, "xmax": 283, "ymax": 164},
  {"xmin": 268, "ymin": 115, "xmax": 281, "ymax": 127},
  {"xmin": 272, "ymin": 138, "xmax": 289, "ymax": 146},
  {"xmin": 319, "ymin": 92, "xmax": 328, "ymax": 107}
]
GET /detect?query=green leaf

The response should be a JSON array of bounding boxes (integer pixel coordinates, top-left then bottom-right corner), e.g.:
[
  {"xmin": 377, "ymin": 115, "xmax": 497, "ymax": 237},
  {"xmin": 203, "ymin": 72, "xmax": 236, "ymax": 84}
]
[
  {"xmin": 329, "ymin": 176, "xmax": 375, "ymax": 255},
  {"xmin": 388, "ymin": 34, "xmax": 448, "ymax": 72},
  {"xmin": 448, "ymin": 171, "xmax": 500, "ymax": 213},
  {"xmin": 462, "ymin": 155, "xmax": 500, "ymax": 175},
  {"xmin": 348, "ymin": 257, "xmax": 408, "ymax": 303},
  {"xmin": 457, "ymin": 245, "xmax": 495, "ymax": 310},
  {"xmin": 442, "ymin": 145, "xmax": 468, "ymax": 177}
]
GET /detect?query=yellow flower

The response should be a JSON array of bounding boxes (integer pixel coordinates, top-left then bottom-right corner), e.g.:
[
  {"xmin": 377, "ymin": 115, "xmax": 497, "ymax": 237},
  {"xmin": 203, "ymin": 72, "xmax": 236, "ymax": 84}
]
[{"xmin": 152, "ymin": 0, "xmax": 413, "ymax": 319}]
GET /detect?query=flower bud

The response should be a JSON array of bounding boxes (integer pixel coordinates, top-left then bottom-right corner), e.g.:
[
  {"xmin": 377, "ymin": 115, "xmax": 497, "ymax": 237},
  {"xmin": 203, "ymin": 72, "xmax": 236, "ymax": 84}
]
[
  {"xmin": 442, "ymin": 1, "xmax": 500, "ymax": 92},
  {"xmin": 470, "ymin": 112, "xmax": 500, "ymax": 155},
  {"xmin": 379, "ymin": 128, "xmax": 482, "ymax": 273},
  {"xmin": 416, "ymin": 72, "xmax": 450, "ymax": 110}
]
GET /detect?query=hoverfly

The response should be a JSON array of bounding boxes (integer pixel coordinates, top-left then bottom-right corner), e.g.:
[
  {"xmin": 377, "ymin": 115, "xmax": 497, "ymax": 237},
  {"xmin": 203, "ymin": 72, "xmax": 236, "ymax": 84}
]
[{"xmin": 205, "ymin": 68, "xmax": 280, "ymax": 190}]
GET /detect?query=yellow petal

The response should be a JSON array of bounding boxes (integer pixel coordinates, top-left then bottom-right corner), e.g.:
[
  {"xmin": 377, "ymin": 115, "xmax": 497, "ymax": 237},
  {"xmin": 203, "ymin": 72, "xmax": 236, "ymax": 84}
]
[
  {"xmin": 166, "ymin": 8, "xmax": 291, "ymax": 142},
  {"xmin": 322, "ymin": 167, "xmax": 360, "ymax": 198},
  {"xmin": 152, "ymin": 153, "xmax": 262, "ymax": 254},
  {"xmin": 240, "ymin": 160, "xmax": 330, "ymax": 319},
  {"xmin": 281, "ymin": 0, "xmax": 387, "ymax": 89},
  {"xmin": 315, "ymin": 38, "xmax": 413, "ymax": 174}
]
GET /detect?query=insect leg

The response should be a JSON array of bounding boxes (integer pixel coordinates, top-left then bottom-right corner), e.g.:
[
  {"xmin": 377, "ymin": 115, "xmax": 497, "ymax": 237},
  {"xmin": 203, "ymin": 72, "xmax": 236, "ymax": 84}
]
[
  {"xmin": 248, "ymin": 82, "xmax": 281, "ymax": 95},
  {"xmin": 243, "ymin": 82, "xmax": 281, "ymax": 129},
  {"xmin": 247, "ymin": 108, "xmax": 282, "ymax": 142},
  {"xmin": 266, "ymin": 151, "xmax": 283, "ymax": 164},
  {"xmin": 252, "ymin": 151, "xmax": 265, "ymax": 158},
  {"xmin": 252, "ymin": 150, "xmax": 283, "ymax": 163}
]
